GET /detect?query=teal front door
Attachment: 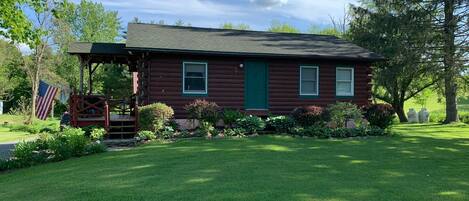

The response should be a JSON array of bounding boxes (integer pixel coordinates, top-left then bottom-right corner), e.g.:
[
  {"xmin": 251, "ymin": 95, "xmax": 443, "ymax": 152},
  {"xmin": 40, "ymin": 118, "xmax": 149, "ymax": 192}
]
[{"xmin": 244, "ymin": 61, "xmax": 268, "ymax": 109}]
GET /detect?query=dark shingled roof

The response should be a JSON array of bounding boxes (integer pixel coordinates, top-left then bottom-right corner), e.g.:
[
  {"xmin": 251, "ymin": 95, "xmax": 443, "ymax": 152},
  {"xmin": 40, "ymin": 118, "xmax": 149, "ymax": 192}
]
[
  {"xmin": 125, "ymin": 23, "xmax": 384, "ymax": 61},
  {"xmin": 68, "ymin": 42, "xmax": 128, "ymax": 55}
]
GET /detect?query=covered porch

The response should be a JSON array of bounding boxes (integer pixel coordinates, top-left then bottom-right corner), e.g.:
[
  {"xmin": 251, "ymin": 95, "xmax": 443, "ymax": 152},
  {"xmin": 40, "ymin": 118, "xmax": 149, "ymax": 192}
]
[{"xmin": 68, "ymin": 42, "xmax": 145, "ymax": 139}]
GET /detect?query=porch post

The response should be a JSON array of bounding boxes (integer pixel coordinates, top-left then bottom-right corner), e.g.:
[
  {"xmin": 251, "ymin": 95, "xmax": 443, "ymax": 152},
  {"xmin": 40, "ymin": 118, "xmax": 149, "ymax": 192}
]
[
  {"xmin": 79, "ymin": 58, "xmax": 84, "ymax": 95},
  {"xmin": 88, "ymin": 63, "xmax": 92, "ymax": 94}
]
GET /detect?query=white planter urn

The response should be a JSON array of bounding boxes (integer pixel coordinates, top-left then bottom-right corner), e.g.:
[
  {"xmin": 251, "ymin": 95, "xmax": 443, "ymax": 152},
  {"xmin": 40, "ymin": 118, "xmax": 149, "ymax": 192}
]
[
  {"xmin": 407, "ymin": 108, "xmax": 419, "ymax": 123},
  {"xmin": 418, "ymin": 108, "xmax": 430, "ymax": 123}
]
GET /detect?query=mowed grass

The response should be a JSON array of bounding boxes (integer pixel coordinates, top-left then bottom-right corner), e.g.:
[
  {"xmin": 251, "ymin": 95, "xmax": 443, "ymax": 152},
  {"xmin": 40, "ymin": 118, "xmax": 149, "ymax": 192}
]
[
  {"xmin": 0, "ymin": 127, "xmax": 32, "ymax": 143},
  {"xmin": 0, "ymin": 114, "xmax": 58, "ymax": 143},
  {"xmin": 1, "ymin": 124, "xmax": 469, "ymax": 201}
]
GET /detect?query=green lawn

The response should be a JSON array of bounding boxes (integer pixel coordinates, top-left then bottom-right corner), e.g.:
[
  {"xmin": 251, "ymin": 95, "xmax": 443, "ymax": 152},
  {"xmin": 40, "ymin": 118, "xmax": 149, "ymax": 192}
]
[
  {"xmin": 1, "ymin": 123, "xmax": 469, "ymax": 201},
  {"xmin": 0, "ymin": 127, "xmax": 33, "ymax": 143},
  {"xmin": 0, "ymin": 114, "xmax": 58, "ymax": 143}
]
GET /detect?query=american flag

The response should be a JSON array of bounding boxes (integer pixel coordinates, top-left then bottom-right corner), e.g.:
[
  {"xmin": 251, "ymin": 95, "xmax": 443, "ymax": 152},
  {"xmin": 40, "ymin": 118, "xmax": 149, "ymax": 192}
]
[{"xmin": 36, "ymin": 80, "xmax": 59, "ymax": 120}]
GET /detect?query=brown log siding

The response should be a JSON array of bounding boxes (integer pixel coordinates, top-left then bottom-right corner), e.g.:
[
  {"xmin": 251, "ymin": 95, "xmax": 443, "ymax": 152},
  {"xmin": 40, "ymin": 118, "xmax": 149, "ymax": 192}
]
[{"xmin": 141, "ymin": 54, "xmax": 372, "ymax": 118}]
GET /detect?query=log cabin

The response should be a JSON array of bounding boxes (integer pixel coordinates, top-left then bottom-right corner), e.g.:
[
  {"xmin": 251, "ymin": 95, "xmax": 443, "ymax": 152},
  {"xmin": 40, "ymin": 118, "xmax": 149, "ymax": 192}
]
[{"xmin": 68, "ymin": 23, "xmax": 384, "ymax": 138}]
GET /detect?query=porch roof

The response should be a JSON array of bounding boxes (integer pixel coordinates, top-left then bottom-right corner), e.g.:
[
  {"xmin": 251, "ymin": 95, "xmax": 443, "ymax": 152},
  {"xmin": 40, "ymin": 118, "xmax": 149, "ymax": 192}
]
[{"xmin": 68, "ymin": 42, "xmax": 129, "ymax": 55}]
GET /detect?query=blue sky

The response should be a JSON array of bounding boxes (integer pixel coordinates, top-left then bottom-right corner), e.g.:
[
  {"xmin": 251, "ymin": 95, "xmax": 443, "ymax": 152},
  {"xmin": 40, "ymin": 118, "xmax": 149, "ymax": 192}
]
[{"xmin": 71, "ymin": 0, "xmax": 359, "ymax": 32}]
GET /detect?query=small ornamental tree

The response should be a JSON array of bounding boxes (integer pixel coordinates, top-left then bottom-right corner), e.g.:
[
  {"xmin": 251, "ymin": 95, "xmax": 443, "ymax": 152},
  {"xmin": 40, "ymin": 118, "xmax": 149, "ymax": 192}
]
[
  {"xmin": 363, "ymin": 104, "xmax": 396, "ymax": 129},
  {"xmin": 184, "ymin": 99, "xmax": 220, "ymax": 124},
  {"xmin": 291, "ymin": 105, "xmax": 324, "ymax": 126}
]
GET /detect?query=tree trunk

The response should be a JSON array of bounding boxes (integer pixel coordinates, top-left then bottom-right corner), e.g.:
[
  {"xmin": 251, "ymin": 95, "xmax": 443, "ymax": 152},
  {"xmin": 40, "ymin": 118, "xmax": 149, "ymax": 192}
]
[
  {"xmin": 394, "ymin": 103, "xmax": 408, "ymax": 123},
  {"xmin": 443, "ymin": 0, "xmax": 458, "ymax": 123}
]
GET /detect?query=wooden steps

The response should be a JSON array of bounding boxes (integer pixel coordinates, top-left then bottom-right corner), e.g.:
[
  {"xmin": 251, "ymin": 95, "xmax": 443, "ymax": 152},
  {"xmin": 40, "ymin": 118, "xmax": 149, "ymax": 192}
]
[{"xmin": 107, "ymin": 117, "xmax": 137, "ymax": 139}]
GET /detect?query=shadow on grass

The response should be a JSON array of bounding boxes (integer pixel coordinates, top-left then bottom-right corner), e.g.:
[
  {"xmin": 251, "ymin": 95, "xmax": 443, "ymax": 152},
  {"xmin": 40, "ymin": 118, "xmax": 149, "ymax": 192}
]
[{"xmin": 1, "ymin": 133, "xmax": 469, "ymax": 201}]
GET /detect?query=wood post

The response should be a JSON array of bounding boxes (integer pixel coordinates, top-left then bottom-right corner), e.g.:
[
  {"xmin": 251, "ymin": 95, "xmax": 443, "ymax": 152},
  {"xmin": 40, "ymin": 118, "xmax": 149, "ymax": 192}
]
[
  {"xmin": 88, "ymin": 62, "xmax": 92, "ymax": 94},
  {"xmin": 79, "ymin": 58, "xmax": 84, "ymax": 95}
]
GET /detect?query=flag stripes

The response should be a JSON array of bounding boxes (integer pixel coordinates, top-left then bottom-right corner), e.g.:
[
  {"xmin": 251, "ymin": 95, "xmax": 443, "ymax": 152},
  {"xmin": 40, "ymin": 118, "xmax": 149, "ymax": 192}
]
[{"xmin": 36, "ymin": 80, "xmax": 59, "ymax": 120}]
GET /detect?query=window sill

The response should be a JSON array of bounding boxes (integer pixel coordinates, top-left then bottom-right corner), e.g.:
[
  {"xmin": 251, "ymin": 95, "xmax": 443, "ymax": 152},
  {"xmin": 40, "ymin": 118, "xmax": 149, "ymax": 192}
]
[
  {"xmin": 182, "ymin": 93, "xmax": 208, "ymax": 97},
  {"xmin": 299, "ymin": 95, "xmax": 319, "ymax": 99},
  {"xmin": 335, "ymin": 95, "xmax": 354, "ymax": 99}
]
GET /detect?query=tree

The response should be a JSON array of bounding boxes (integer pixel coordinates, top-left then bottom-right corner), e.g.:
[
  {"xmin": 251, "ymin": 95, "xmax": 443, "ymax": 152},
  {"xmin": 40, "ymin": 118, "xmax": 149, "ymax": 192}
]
[
  {"xmin": 267, "ymin": 21, "xmax": 300, "ymax": 33},
  {"xmin": 53, "ymin": 0, "xmax": 121, "ymax": 91},
  {"xmin": 220, "ymin": 22, "xmax": 251, "ymax": 30},
  {"xmin": 347, "ymin": 0, "xmax": 438, "ymax": 122},
  {"xmin": 0, "ymin": 0, "xmax": 58, "ymax": 123},
  {"xmin": 308, "ymin": 26, "xmax": 342, "ymax": 37},
  {"xmin": 419, "ymin": 0, "xmax": 468, "ymax": 123}
]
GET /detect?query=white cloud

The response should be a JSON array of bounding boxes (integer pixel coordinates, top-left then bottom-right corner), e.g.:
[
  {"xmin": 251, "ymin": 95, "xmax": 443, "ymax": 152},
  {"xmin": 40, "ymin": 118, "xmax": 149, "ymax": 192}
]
[
  {"xmin": 75, "ymin": 0, "xmax": 358, "ymax": 31},
  {"xmin": 0, "ymin": 35, "xmax": 32, "ymax": 55},
  {"xmin": 249, "ymin": 0, "xmax": 288, "ymax": 9}
]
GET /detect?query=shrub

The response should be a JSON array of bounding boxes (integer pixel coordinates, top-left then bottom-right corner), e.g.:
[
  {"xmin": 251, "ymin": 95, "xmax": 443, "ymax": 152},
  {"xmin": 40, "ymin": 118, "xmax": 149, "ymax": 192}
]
[
  {"xmin": 157, "ymin": 126, "xmax": 175, "ymax": 139},
  {"xmin": 429, "ymin": 113, "xmax": 445, "ymax": 123},
  {"xmin": 139, "ymin": 102, "xmax": 174, "ymax": 132},
  {"xmin": 223, "ymin": 128, "xmax": 246, "ymax": 137},
  {"xmin": 90, "ymin": 128, "xmax": 106, "ymax": 141},
  {"xmin": 82, "ymin": 125, "xmax": 101, "ymax": 137},
  {"xmin": 301, "ymin": 126, "xmax": 332, "ymax": 138},
  {"xmin": 235, "ymin": 115, "xmax": 265, "ymax": 134},
  {"xmin": 222, "ymin": 108, "xmax": 245, "ymax": 128},
  {"xmin": 184, "ymin": 99, "xmax": 220, "ymax": 124},
  {"xmin": 137, "ymin": 130, "xmax": 156, "ymax": 141},
  {"xmin": 56, "ymin": 128, "xmax": 88, "ymax": 158},
  {"xmin": 325, "ymin": 102, "xmax": 363, "ymax": 128},
  {"xmin": 366, "ymin": 126, "xmax": 386, "ymax": 136},
  {"xmin": 12, "ymin": 141, "xmax": 42, "ymax": 166},
  {"xmin": 84, "ymin": 142, "xmax": 107, "ymax": 154},
  {"xmin": 291, "ymin": 105, "xmax": 324, "ymax": 126},
  {"xmin": 266, "ymin": 116, "xmax": 295, "ymax": 133},
  {"xmin": 363, "ymin": 104, "xmax": 395, "ymax": 129},
  {"xmin": 196, "ymin": 121, "xmax": 215, "ymax": 137},
  {"xmin": 459, "ymin": 114, "xmax": 469, "ymax": 124}
]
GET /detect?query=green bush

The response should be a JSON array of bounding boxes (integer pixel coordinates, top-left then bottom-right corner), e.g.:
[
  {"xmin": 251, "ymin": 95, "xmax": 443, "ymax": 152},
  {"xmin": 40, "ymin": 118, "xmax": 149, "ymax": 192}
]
[
  {"xmin": 366, "ymin": 126, "xmax": 387, "ymax": 136},
  {"xmin": 157, "ymin": 126, "xmax": 175, "ymax": 139},
  {"xmin": 137, "ymin": 130, "xmax": 156, "ymax": 141},
  {"xmin": 84, "ymin": 142, "xmax": 107, "ymax": 154},
  {"xmin": 429, "ymin": 113, "xmax": 445, "ymax": 123},
  {"xmin": 12, "ymin": 141, "xmax": 44, "ymax": 167},
  {"xmin": 223, "ymin": 128, "xmax": 246, "ymax": 137},
  {"xmin": 291, "ymin": 105, "xmax": 324, "ymax": 126},
  {"xmin": 459, "ymin": 114, "xmax": 469, "ymax": 124},
  {"xmin": 325, "ymin": 102, "xmax": 363, "ymax": 128},
  {"xmin": 235, "ymin": 115, "xmax": 265, "ymax": 134},
  {"xmin": 184, "ymin": 99, "xmax": 220, "ymax": 124},
  {"xmin": 60, "ymin": 128, "xmax": 88, "ymax": 157},
  {"xmin": 196, "ymin": 121, "xmax": 215, "ymax": 137},
  {"xmin": 300, "ymin": 126, "xmax": 332, "ymax": 138},
  {"xmin": 90, "ymin": 128, "xmax": 106, "ymax": 141},
  {"xmin": 139, "ymin": 102, "xmax": 174, "ymax": 132},
  {"xmin": 266, "ymin": 116, "xmax": 295, "ymax": 133},
  {"xmin": 82, "ymin": 125, "xmax": 102, "ymax": 137},
  {"xmin": 222, "ymin": 108, "xmax": 245, "ymax": 128},
  {"xmin": 363, "ymin": 104, "xmax": 396, "ymax": 129}
]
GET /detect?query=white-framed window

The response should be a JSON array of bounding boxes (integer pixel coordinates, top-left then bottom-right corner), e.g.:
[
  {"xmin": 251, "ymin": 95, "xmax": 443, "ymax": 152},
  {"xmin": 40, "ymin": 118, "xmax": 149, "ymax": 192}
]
[
  {"xmin": 336, "ymin": 67, "xmax": 354, "ymax": 96},
  {"xmin": 299, "ymin": 66, "xmax": 319, "ymax": 96},
  {"xmin": 183, "ymin": 62, "xmax": 207, "ymax": 94}
]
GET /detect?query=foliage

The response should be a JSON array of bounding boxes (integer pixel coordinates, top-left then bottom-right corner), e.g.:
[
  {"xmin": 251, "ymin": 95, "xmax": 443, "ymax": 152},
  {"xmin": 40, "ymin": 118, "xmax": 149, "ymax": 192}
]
[
  {"xmin": 157, "ymin": 126, "xmax": 175, "ymax": 139},
  {"xmin": 137, "ymin": 131, "xmax": 156, "ymax": 141},
  {"xmin": 184, "ymin": 99, "xmax": 220, "ymax": 124},
  {"xmin": 81, "ymin": 125, "xmax": 101, "ymax": 136},
  {"xmin": 139, "ymin": 102, "xmax": 174, "ymax": 133},
  {"xmin": 84, "ymin": 142, "xmax": 107, "ymax": 154},
  {"xmin": 222, "ymin": 108, "xmax": 244, "ymax": 128},
  {"xmin": 196, "ymin": 121, "xmax": 215, "ymax": 137},
  {"xmin": 363, "ymin": 104, "xmax": 396, "ymax": 129},
  {"xmin": 223, "ymin": 128, "xmax": 246, "ymax": 137},
  {"xmin": 347, "ymin": 1, "xmax": 438, "ymax": 122},
  {"xmin": 235, "ymin": 115, "xmax": 265, "ymax": 134},
  {"xmin": 220, "ymin": 22, "xmax": 250, "ymax": 30},
  {"xmin": 56, "ymin": 128, "xmax": 88, "ymax": 158},
  {"xmin": 325, "ymin": 102, "xmax": 363, "ymax": 128},
  {"xmin": 90, "ymin": 128, "xmax": 106, "ymax": 141},
  {"xmin": 268, "ymin": 21, "xmax": 300, "ymax": 33},
  {"xmin": 291, "ymin": 125, "xmax": 386, "ymax": 138},
  {"xmin": 266, "ymin": 116, "xmax": 295, "ymax": 133},
  {"xmin": 291, "ymin": 105, "xmax": 324, "ymax": 126},
  {"xmin": 460, "ymin": 114, "xmax": 469, "ymax": 124},
  {"xmin": 413, "ymin": 89, "xmax": 432, "ymax": 109}
]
